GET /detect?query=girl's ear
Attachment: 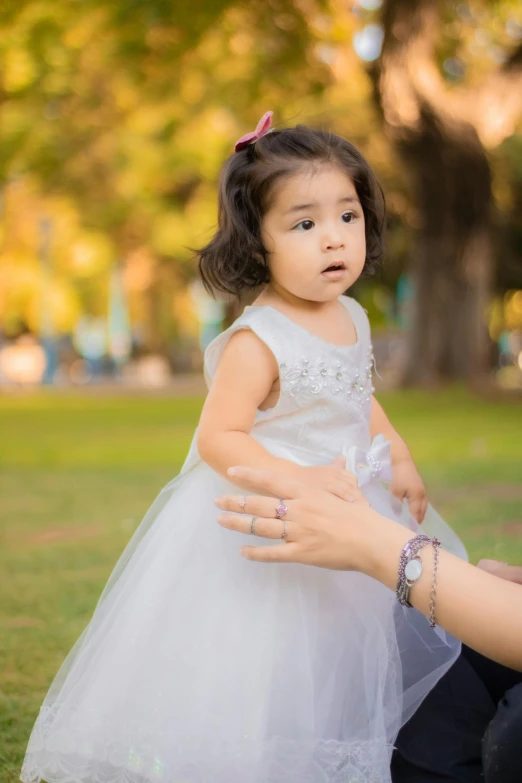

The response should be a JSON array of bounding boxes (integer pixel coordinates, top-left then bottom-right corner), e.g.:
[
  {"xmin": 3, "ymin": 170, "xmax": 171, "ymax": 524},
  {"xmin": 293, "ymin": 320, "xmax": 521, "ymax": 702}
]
[
  {"xmin": 253, "ymin": 253, "xmax": 269, "ymax": 271},
  {"xmin": 246, "ymin": 255, "xmax": 269, "ymax": 287},
  {"xmin": 257, "ymin": 259, "xmax": 270, "ymax": 284}
]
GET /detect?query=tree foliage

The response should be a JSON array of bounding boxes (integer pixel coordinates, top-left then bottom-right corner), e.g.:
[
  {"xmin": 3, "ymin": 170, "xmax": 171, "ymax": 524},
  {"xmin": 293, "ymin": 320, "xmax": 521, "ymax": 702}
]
[{"xmin": 1, "ymin": 0, "xmax": 521, "ymax": 374}]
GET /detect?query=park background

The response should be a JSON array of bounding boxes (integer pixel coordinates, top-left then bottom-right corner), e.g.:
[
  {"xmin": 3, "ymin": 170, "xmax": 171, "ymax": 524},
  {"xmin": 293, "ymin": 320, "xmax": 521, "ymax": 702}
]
[{"xmin": 1, "ymin": 0, "xmax": 522, "ymax": 779}]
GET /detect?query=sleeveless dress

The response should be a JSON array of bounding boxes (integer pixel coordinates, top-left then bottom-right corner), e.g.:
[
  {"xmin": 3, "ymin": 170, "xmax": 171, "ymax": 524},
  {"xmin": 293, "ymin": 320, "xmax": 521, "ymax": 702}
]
[{"xmin": 21, "ymin": 296, "xmax": 466, "ymax": 783}]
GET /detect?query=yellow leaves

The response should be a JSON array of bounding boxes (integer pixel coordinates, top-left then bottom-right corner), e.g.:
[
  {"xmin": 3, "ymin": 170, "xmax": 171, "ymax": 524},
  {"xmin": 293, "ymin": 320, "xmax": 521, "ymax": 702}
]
[
  {"xmin": 151, "ymin": 212, "xmax": 191, "ymax": 258},
  {"xmin": 488, "ymin": 291, "xmax": 522, "ymax": 340},
  {"xmin": 0, "ymin": 179, "xmax": 113, "ymax": 334},
  {"xmin": 123, "ymin": 249, "xmax": 156, "ymax": 293},
  {"xmin": 116, "ymin": 140, "xmax": 166, "ymax": 201},
  {"xmin": 150, "ymin": 184, "xmax": 217, "ymax": 259},
  {"xmin": 68, "ymin": 234, "xmax": 113, "ymax": 279},
  {"xmin": 0, "ymin": 256, "xmax": 81, "ymax": 335},
  {"xmin": 172, "ymin": 107, "xmax": 235, "ymax": 181},
  {"xmin": 505, "ymin": 291, "xmax": 522, "ymax": 331},
  {"xmin": 195, "ymin": 26, "xmax": 227, "ymax": 66},
  {"xmin": 63, "ymin": 8, "xmax": 107, "ymax": 50},
  {"xmin": 127, "ymin": 104, "xmax": 169, "ymax": 136},
  {"xmin": 113, "ymin": 77, "xmax": 138, "ymax": 113},
  {"xmin": 145, "ymin": 25, "xmax": 183, "ymax": 51},
  {"xmin": 3, "ymin": 48, "xmax": 37, "ymax": 92},
  {"xmin": 1, "ymin": 102, "xmax": 28, "ymax": 136},
  {"xmin": 28, "ymin": 277, "xmax": 82, "ymax": 334},
  {"xmin": 184, "ymin": 183, "xmax": 218, "ymax": 246},
  {"xmin": 180, "ymin": 71, "xmax": 207, "ymax": 105},
  {"xmin": 171, "ymin": 288, "xmax": 200, "ymax": 339},
  {"xmin": 229, "ymin": 32, "xmax": 252, "ymax": 57}
]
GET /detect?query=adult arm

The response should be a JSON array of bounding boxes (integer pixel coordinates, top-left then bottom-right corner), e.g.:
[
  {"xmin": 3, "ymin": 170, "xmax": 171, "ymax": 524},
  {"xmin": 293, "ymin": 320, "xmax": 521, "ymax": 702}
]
[
  {"xmin": 216, "ymin": 466, "xmax": 522, "ymax": 671},
  {"xmin": 365, "ymin": 521, "xmax": 522, "ymax": 671}
]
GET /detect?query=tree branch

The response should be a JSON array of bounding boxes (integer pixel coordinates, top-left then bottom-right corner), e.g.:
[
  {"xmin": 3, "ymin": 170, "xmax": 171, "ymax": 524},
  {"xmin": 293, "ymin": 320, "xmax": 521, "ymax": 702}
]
[
  {"xmin": 378, "ymin": 0, "xmax": 522, "ymax": 147},
  {"xmin": 470, "ymin": 42, "xmax": 522, "ymax": 147}
]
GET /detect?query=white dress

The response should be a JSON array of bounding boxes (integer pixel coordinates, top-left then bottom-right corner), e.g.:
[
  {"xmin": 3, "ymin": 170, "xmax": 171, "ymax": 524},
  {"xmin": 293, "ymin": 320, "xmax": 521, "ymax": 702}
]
[{"xmin": 21, "ymin": 296, "xmax": 466, "ymax": 783}]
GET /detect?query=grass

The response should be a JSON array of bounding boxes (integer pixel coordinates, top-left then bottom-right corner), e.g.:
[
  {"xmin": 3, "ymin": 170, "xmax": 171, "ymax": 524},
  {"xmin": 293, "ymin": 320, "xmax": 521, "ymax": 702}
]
[{"xmin": 0, "ymin": 388, "xmax": 521, "ymax": 781}]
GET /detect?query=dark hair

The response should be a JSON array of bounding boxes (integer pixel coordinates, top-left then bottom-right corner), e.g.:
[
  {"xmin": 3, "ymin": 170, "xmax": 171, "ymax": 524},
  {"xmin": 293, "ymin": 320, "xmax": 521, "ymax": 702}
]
[{"xmin": 197, "ymin": 124, "xmax": 386, "ymax": 296}]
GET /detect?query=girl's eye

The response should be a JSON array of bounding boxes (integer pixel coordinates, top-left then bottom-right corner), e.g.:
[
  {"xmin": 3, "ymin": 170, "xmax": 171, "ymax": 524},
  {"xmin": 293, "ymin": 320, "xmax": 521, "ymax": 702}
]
[
  {"xmin": 342, "ymin": 212, "xmax": 356, "ymax": 223},
  {"xmin": 294, "ymin": 220, "xmax": 314, "ymax": 231}
]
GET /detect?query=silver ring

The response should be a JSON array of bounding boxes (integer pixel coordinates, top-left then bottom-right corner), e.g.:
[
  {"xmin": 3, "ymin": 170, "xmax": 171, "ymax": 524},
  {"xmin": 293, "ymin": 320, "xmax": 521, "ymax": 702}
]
[
  {"xmin": 250, "ymin": 516, "xmax": 258, "ymax": 535},
  {"xmin": 239, "ymin": 496, "xmax": 247, "ymax": 513},
  {"xmin": 281, "ymin": 520, "xmax": 288, "ymax": 540},
  {"xmin": 275, "ymin": 500, "xmax": 288, "ymax": 519}
]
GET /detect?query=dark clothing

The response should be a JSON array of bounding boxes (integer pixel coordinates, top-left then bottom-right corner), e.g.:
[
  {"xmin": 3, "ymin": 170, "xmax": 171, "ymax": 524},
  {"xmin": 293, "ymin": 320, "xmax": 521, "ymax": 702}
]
[
  {"xmin": 482, "ymin": 684, "xmax": 522, "ymax": 783},
  {"xmin": 391, "ymin": 646, "xmax": 522, "ymax": 782}
]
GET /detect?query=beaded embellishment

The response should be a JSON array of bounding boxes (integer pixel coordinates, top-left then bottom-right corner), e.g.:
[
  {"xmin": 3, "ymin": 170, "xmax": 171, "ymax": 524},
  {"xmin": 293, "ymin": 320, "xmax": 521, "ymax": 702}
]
[{"xmin": 279, "ymin": 347, "xmax": 375, "ymax": 407}]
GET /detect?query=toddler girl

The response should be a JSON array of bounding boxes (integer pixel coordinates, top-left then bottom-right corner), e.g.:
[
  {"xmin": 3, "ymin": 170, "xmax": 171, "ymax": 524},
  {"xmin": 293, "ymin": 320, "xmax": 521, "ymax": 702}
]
[{"xmin": 21, "ymin": 113, "xmax": 465, "ymax": 783}]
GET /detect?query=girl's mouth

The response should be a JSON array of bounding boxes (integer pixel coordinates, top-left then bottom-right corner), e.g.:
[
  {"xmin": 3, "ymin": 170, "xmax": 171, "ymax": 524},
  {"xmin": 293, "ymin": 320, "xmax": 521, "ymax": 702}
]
[{"xmin": 321, "ymin": 262, "xmax": 346, "ymax": 280}]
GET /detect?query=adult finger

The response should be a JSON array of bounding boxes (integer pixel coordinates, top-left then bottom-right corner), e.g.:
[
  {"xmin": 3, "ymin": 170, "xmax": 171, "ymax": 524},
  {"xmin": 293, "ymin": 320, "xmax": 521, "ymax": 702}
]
[
  {"xmin": 240, "ymin": 542, "xmax": 300, "ymax": 563},
  {"xmin": 329, "ymin": 479, "xmax": 365, "ymax": 503},
  {"xmin": 217, "ymin": 512, "xmax": 293, "ymax": 540},
  {"xmin": 331, "ymin": 456, "xmax": 360, "ymax": 489},
  {"xmin": 226, "ymin": 466, "xmax": 305, "ymax": 501},
  {"xmin": 215, "ymin": 494, "xmax": 292, "ymax": 519},
  {"xmin": 328, "ymin": 467, "xmax": 358, "ymax": 487},
  {"xmin": 341, "ymin": 472, "xmax": 359, "ymax": 489}
]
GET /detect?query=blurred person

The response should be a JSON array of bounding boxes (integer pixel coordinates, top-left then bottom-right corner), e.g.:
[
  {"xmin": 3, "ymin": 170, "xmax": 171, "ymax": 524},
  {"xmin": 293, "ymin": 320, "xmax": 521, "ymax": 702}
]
[
  {"xmin": 215, "ymin": 467, "xmax": 522, "ymax": 782},
  {"xmin": 21, "ymin": 114, "xmax": 466, "ymax": 783},
  {"xmin": 0, "ymin": 331, "xmax": 47, "ymax": 386}
]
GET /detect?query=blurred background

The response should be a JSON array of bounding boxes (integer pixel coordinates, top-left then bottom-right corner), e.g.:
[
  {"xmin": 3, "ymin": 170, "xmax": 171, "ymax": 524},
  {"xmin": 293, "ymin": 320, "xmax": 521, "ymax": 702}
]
[
  {"xmin": 0, "ymin": 0, "xmax": 521, "ymax": 778},
  {"xmin": 1, "ymin": 0, "xmax": 522, "ymax": 389}
]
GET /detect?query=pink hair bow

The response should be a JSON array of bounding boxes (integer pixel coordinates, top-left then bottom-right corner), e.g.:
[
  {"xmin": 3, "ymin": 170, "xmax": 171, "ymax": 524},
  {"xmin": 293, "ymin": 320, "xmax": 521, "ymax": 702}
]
[{"xmin": 234, "ymin": 111, "xmax": 273, "ymax": 152}]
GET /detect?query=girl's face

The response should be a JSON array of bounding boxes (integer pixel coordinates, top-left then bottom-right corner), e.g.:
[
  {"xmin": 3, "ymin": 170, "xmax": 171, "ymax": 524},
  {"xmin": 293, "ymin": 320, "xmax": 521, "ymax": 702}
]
[{"xmin": 260, "ymin": 164, "xmax": 366, "ymax": 303}]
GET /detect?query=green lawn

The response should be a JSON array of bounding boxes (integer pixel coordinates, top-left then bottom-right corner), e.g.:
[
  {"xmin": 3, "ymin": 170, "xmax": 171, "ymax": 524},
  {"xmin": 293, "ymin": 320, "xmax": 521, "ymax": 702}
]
[{"xmin": 0, "ymin": 389, "xmax": 521, "ymax": 781}]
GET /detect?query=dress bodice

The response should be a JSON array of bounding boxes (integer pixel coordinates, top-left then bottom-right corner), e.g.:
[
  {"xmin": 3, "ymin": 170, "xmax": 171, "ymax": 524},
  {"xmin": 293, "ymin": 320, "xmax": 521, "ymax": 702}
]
[{"xmin": 203, "ymin": 296, "xmax": 375, "ymax": 467}]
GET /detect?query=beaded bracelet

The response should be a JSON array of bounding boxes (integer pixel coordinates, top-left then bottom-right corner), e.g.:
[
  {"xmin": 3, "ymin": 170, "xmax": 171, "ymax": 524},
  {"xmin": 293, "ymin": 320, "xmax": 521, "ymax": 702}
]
[{"xmin": 396, "ymin": 534, "xmax": 441, "ymax": 628}]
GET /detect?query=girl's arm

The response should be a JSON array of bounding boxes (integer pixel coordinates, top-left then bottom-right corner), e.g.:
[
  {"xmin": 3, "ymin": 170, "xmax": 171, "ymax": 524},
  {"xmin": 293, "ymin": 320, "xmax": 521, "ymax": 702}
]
[
  {"xmin": 371, "ymin": 396, "xmax": 428, "ymax": 522},
  {"xmin": 370, "ymin": 396, "xmax": 411, "ymax": 462},
  {"xmin": 197, "ymin": 330, "xmax": 357, "ymax": 499},
  {"xmin": 197, "ymin": 330, "xmax": 284, "ymax": 475}
]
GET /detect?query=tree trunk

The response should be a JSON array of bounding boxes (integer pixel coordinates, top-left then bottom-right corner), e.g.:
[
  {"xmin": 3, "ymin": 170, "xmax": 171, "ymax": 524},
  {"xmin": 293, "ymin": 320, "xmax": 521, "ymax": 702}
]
[
  {"xmin": 376, "ymin": 0, "xmax": 495, "ymax": 384},
  {"xmin": 399, "ymin": 109, "xmax": 492, "ymax": 383}
]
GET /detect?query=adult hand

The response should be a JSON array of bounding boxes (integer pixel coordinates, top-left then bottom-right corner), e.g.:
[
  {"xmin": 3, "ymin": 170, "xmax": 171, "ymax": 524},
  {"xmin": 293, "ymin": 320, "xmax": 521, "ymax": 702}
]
[
  {"xmin": 216, "ymin": 466, "xmax": 522, "ymax": 671},
  {"xmin": 215, "ymin": 465, "xmax": 389, "ymax": 572},
  {"xmin": 292, "ymin": 456, "xmax": 361, "ymax": 503}
]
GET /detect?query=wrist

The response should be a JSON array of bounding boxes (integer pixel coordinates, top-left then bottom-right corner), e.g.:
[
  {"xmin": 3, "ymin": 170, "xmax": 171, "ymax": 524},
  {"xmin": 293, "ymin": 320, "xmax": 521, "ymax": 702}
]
[
  {"xmin": 390, "ymin": 439, "xmax": 412, "ymax": 465},
  {"xmin": 361, "ymin": 511, "xmax": 412, "ymax": 588}
]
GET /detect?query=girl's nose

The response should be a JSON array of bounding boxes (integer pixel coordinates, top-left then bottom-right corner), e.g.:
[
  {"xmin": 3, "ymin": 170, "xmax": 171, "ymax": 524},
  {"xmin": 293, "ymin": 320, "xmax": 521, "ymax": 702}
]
[{"xmin": 323, "ymin": 231, "xmax": 345, "ymax": 251}]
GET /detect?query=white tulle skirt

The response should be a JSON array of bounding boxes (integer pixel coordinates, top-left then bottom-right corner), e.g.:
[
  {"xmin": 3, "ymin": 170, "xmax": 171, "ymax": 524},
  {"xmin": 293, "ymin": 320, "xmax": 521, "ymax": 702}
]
[{"xmin": 21, "ymin": 449, "xmax": 465, "ymax": 783}]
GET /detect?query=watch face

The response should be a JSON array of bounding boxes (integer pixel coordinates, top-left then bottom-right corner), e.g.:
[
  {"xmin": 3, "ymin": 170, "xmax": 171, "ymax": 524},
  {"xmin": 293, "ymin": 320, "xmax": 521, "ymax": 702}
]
[{"xmin": 405, "ymin": 557, "xmax": 423, "ymax": 582}]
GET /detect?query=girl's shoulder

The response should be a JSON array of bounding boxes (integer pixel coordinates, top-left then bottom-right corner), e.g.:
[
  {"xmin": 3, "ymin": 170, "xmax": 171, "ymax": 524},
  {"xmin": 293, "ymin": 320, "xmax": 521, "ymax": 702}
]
[
  {"xmin": 339, "ymin": 294, "xmax": 368, "ymax": 319},
  {"xmin": 203, "ymin": 297, "xmax": 372, "ymax": 387},
  {"xmin": 203, "ymin": 305, "xmax": 285, "ymax": 387},
  {"xmin": 339, "ymin": 295, "xmax": 372, "ymax": 342}
]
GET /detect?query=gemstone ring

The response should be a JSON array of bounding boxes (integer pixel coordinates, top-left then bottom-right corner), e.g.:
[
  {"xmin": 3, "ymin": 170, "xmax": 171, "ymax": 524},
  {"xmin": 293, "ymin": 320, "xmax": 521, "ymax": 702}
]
[{"xmin": 275, "ymin": 501, "xmax": 288, "ymax": 519}]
